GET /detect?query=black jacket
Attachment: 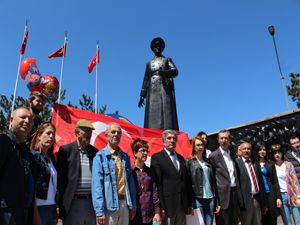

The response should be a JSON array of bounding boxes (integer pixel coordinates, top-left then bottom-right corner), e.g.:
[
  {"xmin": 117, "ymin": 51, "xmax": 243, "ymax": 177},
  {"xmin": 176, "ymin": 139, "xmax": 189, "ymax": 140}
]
[
  {"xmin": 56, "ymin": 141, "xmax": 98, "ymax": 220},
  {"xmin": 0, "ymin": 132, "xmax": 34, "ymax": 225},
  {"xmin": 235, "ymin": 157, "xmax": 267, "ymax": 210},
  {"xmin": 150, "ymin": 149, "xmax": 192, "ymax": 217},
  {"xmin": 186, "ymin": 157, "xmax": 215, "ymax": 199},
  {"xmin": 31, "ymin": 151, "xmax": 56, "ymax": 200}
]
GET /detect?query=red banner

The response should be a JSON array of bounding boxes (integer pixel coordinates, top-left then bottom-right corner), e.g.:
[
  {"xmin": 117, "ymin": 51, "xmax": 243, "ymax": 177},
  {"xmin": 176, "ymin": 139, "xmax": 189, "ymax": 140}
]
[{"xmin": 52, "ymin": 104, "xmax": 191, "ymax": 162}]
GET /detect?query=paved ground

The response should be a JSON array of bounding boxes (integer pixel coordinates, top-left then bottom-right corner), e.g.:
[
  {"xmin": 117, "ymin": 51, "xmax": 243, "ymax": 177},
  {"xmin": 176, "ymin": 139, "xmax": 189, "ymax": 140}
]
[{"xmin": 57, "ymin": 216, "xmax": 286, "ymax": 225}]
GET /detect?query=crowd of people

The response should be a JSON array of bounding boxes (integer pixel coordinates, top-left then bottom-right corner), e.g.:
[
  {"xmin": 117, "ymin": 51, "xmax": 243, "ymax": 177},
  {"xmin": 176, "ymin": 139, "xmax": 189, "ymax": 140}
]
[{"xmin": 1, "ymin": 92, "xmax": 300, "ymax": 225}]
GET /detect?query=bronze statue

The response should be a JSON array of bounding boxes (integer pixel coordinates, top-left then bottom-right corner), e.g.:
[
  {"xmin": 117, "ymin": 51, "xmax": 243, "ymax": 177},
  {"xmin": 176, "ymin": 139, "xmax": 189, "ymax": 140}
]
[{"xmin": 138, "ymin": 37, "xmax": 179, "ymax": 130}]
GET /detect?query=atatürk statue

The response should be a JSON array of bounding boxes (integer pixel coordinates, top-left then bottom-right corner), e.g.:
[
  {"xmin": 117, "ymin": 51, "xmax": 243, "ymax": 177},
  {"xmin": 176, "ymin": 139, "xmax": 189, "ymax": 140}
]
[{"xmin": 138, "ymin": 37, "xmax": 179, "ymax": 130}]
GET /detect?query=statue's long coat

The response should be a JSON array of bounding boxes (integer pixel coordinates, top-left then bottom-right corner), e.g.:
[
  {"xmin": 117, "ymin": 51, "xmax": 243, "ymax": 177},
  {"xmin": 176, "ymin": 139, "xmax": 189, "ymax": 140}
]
[{"xmin": 140, "ymin": 56, "xmax": 179, "ymax": 130}]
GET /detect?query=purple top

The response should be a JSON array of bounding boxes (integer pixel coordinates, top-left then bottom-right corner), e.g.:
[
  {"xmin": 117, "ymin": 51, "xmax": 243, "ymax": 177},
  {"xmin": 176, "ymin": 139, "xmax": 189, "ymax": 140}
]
[{"xmin": 131, "ymin": 165, "xmax": 161, "ymax": 224}]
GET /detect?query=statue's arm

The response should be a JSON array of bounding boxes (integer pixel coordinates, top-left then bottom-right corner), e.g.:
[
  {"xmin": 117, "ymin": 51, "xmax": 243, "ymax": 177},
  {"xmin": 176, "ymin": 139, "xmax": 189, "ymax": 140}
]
[
  {"xmin": 161, "ymin": 58, "xmax": 178, "ymax": 78},
  {"xmin": 138, "ymin": 64, "xmax": 150, "ymax": 108}
]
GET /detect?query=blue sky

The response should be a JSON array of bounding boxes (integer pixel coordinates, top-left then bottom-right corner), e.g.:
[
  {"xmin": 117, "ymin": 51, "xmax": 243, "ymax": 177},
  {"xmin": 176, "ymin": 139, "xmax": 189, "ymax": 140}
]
[{"xmin": 1, "ymin": 0, "xmax": 300, "ymax": 137}]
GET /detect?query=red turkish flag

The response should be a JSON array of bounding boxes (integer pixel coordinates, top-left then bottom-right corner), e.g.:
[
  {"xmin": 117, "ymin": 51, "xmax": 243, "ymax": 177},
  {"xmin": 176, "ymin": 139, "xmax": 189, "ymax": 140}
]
[
  {"xmin": 88, "ymin": 49, "xmax": 100, "ymax": 73},
  {"xmin": 20, "ymin": 30, "xmax": 28, "ymax": 55},
  {"xmin": 51, "ymin": 104, "xmax": 191, "ymax": 163},
  {"xmin": 48, "ymin": 43, "xmax": 67, "ymax": 58}
]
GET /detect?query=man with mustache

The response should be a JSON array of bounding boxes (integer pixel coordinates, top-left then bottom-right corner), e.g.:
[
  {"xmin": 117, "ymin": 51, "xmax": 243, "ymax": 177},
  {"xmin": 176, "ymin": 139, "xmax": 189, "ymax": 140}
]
[
  {"xmin": 235, "ymin": 141, "xmax": 267, "ymax": 225},
  {"xmin": 0, "ymin": 107, "xmax": 34, "ymax": 225},
  {"xmin": 57, "ymin": 119, "xmax": 98, "ymax": 225},
  {"xmin": 92, "ymin": 123, "xmax": 136, "ymax": 225}
]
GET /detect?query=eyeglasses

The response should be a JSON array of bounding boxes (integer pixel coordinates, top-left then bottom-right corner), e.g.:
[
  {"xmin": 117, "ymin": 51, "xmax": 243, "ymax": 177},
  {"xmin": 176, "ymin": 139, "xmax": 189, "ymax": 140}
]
[{"xmin": 137, "ymin": 149, "xmax": 149, "ymax": 153}]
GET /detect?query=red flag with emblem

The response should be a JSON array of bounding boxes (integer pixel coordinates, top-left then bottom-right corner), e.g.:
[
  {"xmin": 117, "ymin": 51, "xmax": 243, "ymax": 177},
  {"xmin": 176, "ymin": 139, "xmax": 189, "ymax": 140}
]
[
  {"xmin": 48, "ymin": 43, "xmax": 67, "ymax": 58},
  {"xmin": 20, "ymin": 29, "xmax": 28, "ymax": 55},
  {"xmin": 52, "ymin": 104, "xmax": 191, "ymax": 163},
  {"xmin": 88, "ymin": 49, "xmax": 100, "ymax": 73}
]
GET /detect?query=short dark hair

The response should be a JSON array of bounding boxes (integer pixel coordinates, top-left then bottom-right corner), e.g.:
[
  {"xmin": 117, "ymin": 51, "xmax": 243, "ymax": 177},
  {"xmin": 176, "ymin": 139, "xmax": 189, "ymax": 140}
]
[
  {"xmin": 270, "ymin": 144, "xmax": 284, "ymax": 161},
  {"xmin": 131, "ymin": 138, "xmax": 148, "ymax": 155}
]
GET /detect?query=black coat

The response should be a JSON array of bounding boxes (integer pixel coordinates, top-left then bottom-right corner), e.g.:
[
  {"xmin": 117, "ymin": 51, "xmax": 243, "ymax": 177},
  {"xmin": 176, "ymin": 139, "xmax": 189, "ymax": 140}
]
[
  {"xmin": 150, "ymin": 149, "xmax": 192, "ymax": 217},
  {"xmin": 31, "ymin": 151, "xmax": 55, "ymax": 200},
  {"xmin": 186, "ymin": 157, "xmax": 215, "ymax": 199},
  {"xmin": 140, "ymin": 56, "xmax": 179, "ymax": 130},
  {"xmin": 56, "ymin": 141, "xmax": 98, "ymax": 220},
  {"xmin": 235, "ymin": 158, "xmax": 267, "ymax": 210},
  {"xmin": 0, "ymin": 133, "xmax": 34, "ymax": 225}
]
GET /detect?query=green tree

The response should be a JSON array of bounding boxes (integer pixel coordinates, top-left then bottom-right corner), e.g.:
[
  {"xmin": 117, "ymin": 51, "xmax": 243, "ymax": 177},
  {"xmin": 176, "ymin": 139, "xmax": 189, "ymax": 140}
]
[
  {"xmin": 287, "ymin": 73, "xmax": 300, "ymax": 108},
  {"xmin": 0, "ymin": 91, "xmax": 118, "ymax": 132}
]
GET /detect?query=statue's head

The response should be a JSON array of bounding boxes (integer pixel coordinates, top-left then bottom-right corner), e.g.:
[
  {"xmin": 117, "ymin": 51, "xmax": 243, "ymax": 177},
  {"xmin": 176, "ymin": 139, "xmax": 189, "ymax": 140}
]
[{"xmin": 151, "ymin": 37, "xmax": 165, "ymax": 54}]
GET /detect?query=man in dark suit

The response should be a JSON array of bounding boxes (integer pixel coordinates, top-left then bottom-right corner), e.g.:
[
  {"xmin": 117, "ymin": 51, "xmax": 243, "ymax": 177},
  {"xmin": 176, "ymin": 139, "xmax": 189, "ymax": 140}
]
[
  {"xmin": 235, "ymin": 141, "xmax": 267, "ymax": 225},
  {"xmin": 0, "ymin": 107, "xmax": 34, "ymax": 225},
  {"xmin": 57, "ymin": 119, "xmax": 98, "ymax": 225},
  {"xmin": 209, "ymin": 129, "xmax": 242, "ymax": 225},
  {"xmin": 151, "ymin": 129, "xmax": 193, "ymax": 225}
]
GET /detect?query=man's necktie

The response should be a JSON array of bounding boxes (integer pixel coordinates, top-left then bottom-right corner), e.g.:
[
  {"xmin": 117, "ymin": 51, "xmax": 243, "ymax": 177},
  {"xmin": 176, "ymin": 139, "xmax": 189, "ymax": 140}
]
[
  {"xmin": 246, "ymin": 160, "xmax": 259, "ymax": 193},
  {"xmin": 170, "ymin": 151, "xmax": 179, "ymax": 171}
]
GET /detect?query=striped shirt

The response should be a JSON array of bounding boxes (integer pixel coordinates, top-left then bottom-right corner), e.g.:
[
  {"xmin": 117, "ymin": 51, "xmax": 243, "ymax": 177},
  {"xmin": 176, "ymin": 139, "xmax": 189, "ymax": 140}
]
[{"xmin": 75, "ymin": 150, "xmax": 92, "ymax": 195}]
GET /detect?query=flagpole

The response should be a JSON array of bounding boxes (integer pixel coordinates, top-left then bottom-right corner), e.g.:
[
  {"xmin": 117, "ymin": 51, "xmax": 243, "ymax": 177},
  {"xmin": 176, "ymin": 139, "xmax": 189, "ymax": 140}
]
[
  {"xmin": 12, "ymin": 21, "xmax": 28, "ymax": 113},
  {"xmin": 95, "ymin": 41, "xmax": 99, "ymax": 113},
  {"xmin": 57, "ymin": 32, "xmax": 67, "ymax": 104}
]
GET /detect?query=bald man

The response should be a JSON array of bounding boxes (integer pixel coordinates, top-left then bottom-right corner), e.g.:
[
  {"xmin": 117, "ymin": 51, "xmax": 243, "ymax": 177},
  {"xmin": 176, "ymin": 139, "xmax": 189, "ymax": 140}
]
[{"xmin": 0, "ymin": 107, "xmax": 34, "ymax": 225}]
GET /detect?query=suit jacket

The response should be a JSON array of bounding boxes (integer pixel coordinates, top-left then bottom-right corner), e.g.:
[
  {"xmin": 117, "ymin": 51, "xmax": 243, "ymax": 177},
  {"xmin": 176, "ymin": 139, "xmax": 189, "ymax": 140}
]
[
  {"xmin": 0, "ymin": 133, "xmax": 34, "ymax": 225},
  {"xmin": 235, "ymin": 157, "xmax": 267, "ymax": 210},
  {"xmin": 57, "ymin": 141, "xmax": 98, "ymax": 219},
  {"xmin": 209, "ymin": 148, "xmax": 242, "ymax": 209},
  {"xmin": 150, "ymin": 149, "xmax": 192, "ymax": 217},
  {"xmin": 263, "ymin": 161, "xmax": 282, "ymax": 202}
]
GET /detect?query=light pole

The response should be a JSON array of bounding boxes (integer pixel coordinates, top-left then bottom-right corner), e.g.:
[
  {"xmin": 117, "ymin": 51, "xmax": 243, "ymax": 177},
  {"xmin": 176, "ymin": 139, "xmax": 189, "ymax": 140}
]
[{"xmin": 268, "ymin": 25, "xmax": 290, "ymax": 110}]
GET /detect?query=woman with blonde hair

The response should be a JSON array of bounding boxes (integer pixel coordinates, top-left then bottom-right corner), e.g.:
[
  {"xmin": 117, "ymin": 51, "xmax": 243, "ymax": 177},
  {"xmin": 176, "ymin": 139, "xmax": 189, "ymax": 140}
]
[{"xmin": 30, "ymin": 123, "xmax": 57, "ymax": 225}]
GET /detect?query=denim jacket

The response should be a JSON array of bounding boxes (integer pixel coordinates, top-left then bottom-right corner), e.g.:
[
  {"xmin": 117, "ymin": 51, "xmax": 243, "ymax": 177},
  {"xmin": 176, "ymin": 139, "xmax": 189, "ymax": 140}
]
[{"xmin": 92, "ymin": 146, "xmax": 136, "ymax": 216}]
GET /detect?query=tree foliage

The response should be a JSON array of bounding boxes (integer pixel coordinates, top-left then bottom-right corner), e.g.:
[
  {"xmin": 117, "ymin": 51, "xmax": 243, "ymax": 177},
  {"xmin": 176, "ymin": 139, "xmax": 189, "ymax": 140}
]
[
  {"xmin": 0, "ymin": 91, "xmax": 118, "ymax": 132},
  {"xmin": 287, "ymin": 73, "xmax": 300, "ymax": 108}
]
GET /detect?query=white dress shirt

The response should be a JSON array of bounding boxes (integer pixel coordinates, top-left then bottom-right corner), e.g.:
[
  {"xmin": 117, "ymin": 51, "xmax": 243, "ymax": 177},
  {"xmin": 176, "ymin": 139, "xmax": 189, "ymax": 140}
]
[
  {"xmin": 220, "ymin": 147, "xmax": 236, "ymax": 187},
  {"xmin": 241, "ymin": 157, "xmax": 260, "ymax": 194}
]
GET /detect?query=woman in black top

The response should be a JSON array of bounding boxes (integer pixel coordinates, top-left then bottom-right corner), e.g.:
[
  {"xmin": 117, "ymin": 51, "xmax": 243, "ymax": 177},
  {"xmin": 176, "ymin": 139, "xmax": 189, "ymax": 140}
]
[
  {"xmin": 186, "ymin": 136, "xmax": 216, "ymax": 225},
  {"xmin": 255, "ymin": 142, "xmax": 282, "ymax": 225},
  {"xmin": 31, "ymin": 123, "xmax": 57, "ymax": 225}
]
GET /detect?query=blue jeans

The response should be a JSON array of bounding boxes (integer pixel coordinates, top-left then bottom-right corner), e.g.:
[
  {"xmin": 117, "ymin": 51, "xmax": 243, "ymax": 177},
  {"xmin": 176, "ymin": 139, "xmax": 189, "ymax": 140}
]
[
  {"xmin": 194, "ymin": 197, "xmax": 215, "ymax": 225},
  {"xmin": 281, "ymin": 192, "xmax": 300, "ymax": 225},
  {"xmin": 38, "ymin": 204, "xmax": 57, "ymax": 225}
]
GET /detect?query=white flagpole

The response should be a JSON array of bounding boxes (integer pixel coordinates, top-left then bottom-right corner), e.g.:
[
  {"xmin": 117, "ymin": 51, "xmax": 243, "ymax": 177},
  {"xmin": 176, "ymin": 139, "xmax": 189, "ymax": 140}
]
[
  {"xmin": 12, "ymin": 21, "xmax": 28, "ymax": 113},
  {"xmin": 95, "ymin": 41, "xmax": 99, "ymax": 113},
  {"xmin": 57, "ymin": 32, "xmax": 68, "ymax": 104}
]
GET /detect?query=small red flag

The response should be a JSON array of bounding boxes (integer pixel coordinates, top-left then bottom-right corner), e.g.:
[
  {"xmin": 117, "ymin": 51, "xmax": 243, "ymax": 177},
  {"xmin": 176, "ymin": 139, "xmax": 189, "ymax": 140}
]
[
  {"xmin": 88, "ymin": 49, "xmax": 100, "ymax": 73},
  {"xmin": 20, "ymin": 30, "xmax": 28, "ymax": 55},
  {"xmin": 48, "ymin": 43, "xmax": 67, "ymax": 58}
]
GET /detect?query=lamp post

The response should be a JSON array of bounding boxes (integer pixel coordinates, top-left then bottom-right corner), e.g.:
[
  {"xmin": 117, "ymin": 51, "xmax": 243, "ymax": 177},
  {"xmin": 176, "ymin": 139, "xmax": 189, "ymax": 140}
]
[{"xmin": 268, "ymin": 25, "xmax": 290, "ymax": 110}]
